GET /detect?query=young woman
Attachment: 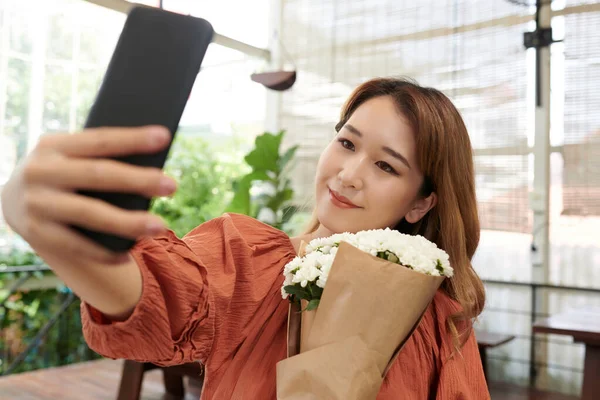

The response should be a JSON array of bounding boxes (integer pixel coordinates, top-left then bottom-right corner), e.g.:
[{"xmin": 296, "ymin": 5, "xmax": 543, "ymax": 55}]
[{"xmin": 1, "ymin": 77, "xmax": 489, "ymax": 399}]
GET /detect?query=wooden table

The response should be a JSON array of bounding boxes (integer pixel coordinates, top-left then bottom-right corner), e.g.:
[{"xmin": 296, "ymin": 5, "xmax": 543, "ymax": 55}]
[{"xmin": 533, "ymin": 307, "xmax": 600, "ymax": 400}]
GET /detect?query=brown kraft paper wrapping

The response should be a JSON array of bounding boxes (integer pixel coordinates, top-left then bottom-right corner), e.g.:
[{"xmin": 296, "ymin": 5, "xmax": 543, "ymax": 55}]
[
  {"xmin": 277, "ymin": 335, "xmax": 383, "ymax": 400},
  {"xmin": 277, "ymin": 241, "xmax": 445, "ymax": 399}
]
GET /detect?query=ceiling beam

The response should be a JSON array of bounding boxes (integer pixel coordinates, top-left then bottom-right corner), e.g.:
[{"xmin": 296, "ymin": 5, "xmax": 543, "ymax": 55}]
[{"xmin": 82, "ymin": 0, "xmax": 271, "ymax": 61}]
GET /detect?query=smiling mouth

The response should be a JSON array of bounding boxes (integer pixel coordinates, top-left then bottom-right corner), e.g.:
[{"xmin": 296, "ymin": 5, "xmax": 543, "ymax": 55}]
[{"xmin": 328, "ymin": 188, "xmax": 361, "ymax": 209}]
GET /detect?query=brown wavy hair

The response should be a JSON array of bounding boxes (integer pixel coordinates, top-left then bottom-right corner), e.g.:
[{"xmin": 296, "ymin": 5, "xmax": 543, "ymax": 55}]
[{"xmin": 304, "ymin": 77, "xmax": 485, "ymax": 347}]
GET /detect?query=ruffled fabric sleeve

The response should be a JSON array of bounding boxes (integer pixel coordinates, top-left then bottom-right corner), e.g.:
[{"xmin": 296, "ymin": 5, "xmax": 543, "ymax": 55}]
[{"xmin": 80, "ymin": 213, "xmax": 295, "ymax": 367}]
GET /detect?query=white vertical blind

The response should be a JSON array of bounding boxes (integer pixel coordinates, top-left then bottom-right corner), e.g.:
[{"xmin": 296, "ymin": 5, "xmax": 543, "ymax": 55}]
[
  {"xmin": 561, "ymin": 7, "xmax": 600, "ymax": 216},
  {"xmin": 280, "ymin": 0, "xmax": 533, "ymax": 232},
  {"xmin": 279, "ymin": 0, "xmax": 600, "ymax": 395}
]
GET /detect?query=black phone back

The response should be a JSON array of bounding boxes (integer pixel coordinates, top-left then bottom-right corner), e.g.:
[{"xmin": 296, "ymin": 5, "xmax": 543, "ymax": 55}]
[{"xmin": 76, "ymin": 6, "xmax": 214, "ymax": 252}]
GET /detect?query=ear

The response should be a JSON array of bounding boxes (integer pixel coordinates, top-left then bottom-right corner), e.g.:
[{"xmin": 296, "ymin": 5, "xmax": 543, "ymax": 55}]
[{"xmin": 405, "ymin": 192, "xmax": 438, "ymax": 224}]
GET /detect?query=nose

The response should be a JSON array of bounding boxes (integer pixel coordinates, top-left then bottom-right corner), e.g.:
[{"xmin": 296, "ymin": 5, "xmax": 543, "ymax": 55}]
[{"xmin": 338, "ymin": 157, "xmax": 365, "ymax": 190}]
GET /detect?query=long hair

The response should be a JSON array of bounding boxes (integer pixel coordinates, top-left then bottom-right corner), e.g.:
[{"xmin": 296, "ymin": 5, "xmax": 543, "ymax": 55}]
[{"xmin": 304, "ymin": 77, "xmax": 485, "ymax": 347}]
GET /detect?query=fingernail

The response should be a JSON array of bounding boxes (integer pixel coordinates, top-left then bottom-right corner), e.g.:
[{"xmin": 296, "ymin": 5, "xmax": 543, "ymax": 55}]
[
  {"xmin": 159, "ymin": 177, "xmax": 177, "ymax": 194},
  {"xmin": 148, "ymin": 127, "xmax": 170, "ymax": 146}
]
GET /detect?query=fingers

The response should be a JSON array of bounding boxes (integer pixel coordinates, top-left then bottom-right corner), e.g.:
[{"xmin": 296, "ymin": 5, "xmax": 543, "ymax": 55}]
[
  {"xmin": 26, "ymin": 218, "xmax": 134, "ymax": 265},
  {"xmin": 11, "ymin": 125, "xmax": 175, "ymax": 266},
  {"xmin": 36, "ymin": 125, "xmax": 171, "ymax": 158},
  {"xmin": 25, "ymin": 188, "xmax": 167, "ymax": 240},
  {"xmin": 22, "ymin": 156, "xmax": 177, "ymax": 197}
]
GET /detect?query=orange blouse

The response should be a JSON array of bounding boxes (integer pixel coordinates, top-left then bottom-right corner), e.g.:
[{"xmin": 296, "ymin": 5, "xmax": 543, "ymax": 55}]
[{"xmin": 81, "ymin": 213, "xmax": 490, "ymax": 399}]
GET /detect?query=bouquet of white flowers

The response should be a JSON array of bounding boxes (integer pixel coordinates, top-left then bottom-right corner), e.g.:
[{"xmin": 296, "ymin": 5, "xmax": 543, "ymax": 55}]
[{"xmin": 276, "ymin": 229, "xmax": 453, "ymax": 400}]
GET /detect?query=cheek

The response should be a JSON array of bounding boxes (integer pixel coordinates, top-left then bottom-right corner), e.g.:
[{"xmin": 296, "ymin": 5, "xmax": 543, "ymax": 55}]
[
  {"xmin": 315, "ymin": 145, "xmax": 336, "ymax": 181},
  {"xmin": 369, "ymin": 182, "xmax": 412, "ymax": 220}
]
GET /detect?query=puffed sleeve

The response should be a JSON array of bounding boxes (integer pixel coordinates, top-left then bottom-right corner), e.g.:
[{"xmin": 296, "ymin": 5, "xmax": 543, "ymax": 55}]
[{"xmin": 80, "ymin": 213, "xmax": 295, "ymax": 367}]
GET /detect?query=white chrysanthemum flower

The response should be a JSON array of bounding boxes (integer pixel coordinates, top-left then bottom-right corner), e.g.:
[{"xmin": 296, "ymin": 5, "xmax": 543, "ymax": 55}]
[
  {"xmin": 281, "ymin": 228, "xmax": 452, "ymax": 299},
  {"xmin": 283, "ymin": 256, "xmax": 303, "ymax": 275},
  {"xmin": 292, "ymin": 263, "xmax": 320, "ymax": 287},
  {"xmin": 281, "ymin": 273, "xmax": 295, "ymax": 298},
  {"xmin": 316, "ymin": 270, "xmax": 329, "ymax": 288}
]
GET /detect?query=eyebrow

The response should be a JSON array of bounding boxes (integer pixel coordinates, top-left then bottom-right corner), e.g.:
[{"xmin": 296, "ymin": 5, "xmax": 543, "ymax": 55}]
[{"xmin": 343, "ymin": 124, "xmax": 412, "ymax": 169}]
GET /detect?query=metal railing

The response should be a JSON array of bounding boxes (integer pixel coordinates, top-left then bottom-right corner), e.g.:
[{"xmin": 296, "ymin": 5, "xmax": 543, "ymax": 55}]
[
  {"xmin": 2, "ymin": 264, "xmax": 598, "ymax": 384},
  {"xmin": 0, "ymin": 264, "xmax": 98, "ymax": 376},
  {"xmin": 482, "ymin": 279, "xmax": 600, "ymax": 388}
]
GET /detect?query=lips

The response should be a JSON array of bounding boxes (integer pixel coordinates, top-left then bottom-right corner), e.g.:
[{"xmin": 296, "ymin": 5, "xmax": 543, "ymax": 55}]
[{"xmin": 328, "ymin": 188, "xmax": 361, "ymax": 209}]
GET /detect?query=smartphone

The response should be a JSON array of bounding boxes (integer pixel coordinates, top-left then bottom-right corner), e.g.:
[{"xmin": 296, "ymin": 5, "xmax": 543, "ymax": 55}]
[{"xmin": 75, "ymin": 6, "xmax": 214, "ymax": 252}]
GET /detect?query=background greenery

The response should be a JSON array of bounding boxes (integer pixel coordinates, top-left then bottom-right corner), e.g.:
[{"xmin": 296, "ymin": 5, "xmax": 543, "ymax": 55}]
[
  {"xmin": 0, "ymin": 1, "xmax": 310, "ymax": 376},
  {"xmin": 149, "ymin": 134, "xmax": 249, "ymax": 238},
  {"xmin": 0, "ymin": 129, "xmax": 308, "ymax": 375},
  {"xmin": 0, "ymin": 250, "xmax": 99, "ymax": 375},
  {"xmin": 225, "ymin": 130, "xmax": 299, "ymax": 231}
]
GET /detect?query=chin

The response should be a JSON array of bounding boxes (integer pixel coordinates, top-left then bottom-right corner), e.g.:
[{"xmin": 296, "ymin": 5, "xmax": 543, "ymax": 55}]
[{"xmin": 316, "ymin": 205, "xmax": 363, "ymax": 234}]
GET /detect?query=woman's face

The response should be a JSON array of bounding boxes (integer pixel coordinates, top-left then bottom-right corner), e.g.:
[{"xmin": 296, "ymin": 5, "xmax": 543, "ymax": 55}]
[{"xmin": 314, "ymin": 95, "xmax": 435, "ymax": 234}]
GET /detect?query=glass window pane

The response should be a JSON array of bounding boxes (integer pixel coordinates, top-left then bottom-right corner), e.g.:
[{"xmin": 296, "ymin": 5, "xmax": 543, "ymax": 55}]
[
  {"xmin": 77, "ymin": 1, "xmax": 124, "ymax": 65},
  {"xmin": 0, "ymin": 135, "xmax": 17, "ymax": 186},
  {"xmin": 5, "ymin": 58, "xmax": 31, "ymax": 157},
  {"xmin": 180, "ymin": 46, "xmax": 266, "ymax": 142},
  {"xmin": 164, "ymin": 0, "xmax": 270, "ymax": 49},
  {"xmin": 43, "ymin": 64, "xmax": 72, "ymax": 133},
  {"xmin": 46, "ymin": 11, "xmax": 74, "ymax": 61},
  {"xmin": 6, "ymin": 3, "xmax": 35, "ymax": 54},
  {"xmin": 75, "ymin": 67, "xmax": 104, "ymax": 129}
]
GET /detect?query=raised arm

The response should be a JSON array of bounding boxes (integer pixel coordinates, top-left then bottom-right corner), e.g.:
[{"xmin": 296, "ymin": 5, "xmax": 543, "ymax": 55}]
[
  {"xmin": 1, "ymin": 126, "xmax": 176, "ymax": 319},
  {"xmin": 81, "ymin": 214, "xmax": 296, "ymax": 366}
]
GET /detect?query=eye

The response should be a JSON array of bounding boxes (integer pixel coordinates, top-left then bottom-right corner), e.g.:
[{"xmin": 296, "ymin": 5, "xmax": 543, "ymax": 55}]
[
  {"xmin": 376, "ymin": 161, "xmax": 399, "ymax": 176},
  {"xmin": 338, "ymin": 138, "xmax": 355, "ymax": 151}
]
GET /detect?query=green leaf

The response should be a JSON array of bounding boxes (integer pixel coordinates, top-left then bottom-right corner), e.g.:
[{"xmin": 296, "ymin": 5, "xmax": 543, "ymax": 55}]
[
  {"xmin": 148, "ymin": 134, "xmax": 250, "ymax": 237},
  {"xmin": 223, "ymin": 129, "xmax": 297, "ymax": 227},
  {"xmin": 310, "ymin": 285, "xmax": 324, "ymax": 299},
  {"xmin": 280, "ymin": 205, "xmax": 298, "ymax": 225},
  {"xmin": 244, "ymin": 132, "xmax": 283, "ymax": 173},
  {"xmin": 225, "ymin": 175, "xmax": 253, "ymax": 215},
  {"xmin": 281, "ymin": 188, "xmax": 294, "ymax": 201},
  {"xmin": 278, "ymin": 145, "xmax": 298, "ymax": 171},
  {"xmin": 267, "ymin": 188, "xmax": 294, "ymax": 211},
  {"xmin": 436, "ymin": 260, "xmax": 444, "ymax": 274},
  {"xmin": 225, "ymin": 171, "xmax": 272, "ymax": 215},
  {"xmin": 283, "ymin": 285, "xmax": 311, "ymax": 301},
  {"xmin": 246, "ymin": 170, "xmax": 272, "ymax": 182},
  {"xmin": 305, "ymin": 299, "xmax": 320, "ymax": 311}
]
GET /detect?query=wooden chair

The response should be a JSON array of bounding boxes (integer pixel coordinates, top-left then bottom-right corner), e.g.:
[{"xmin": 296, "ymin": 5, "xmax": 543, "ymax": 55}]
[
  {"xmin": 477, "ymin": 331, "xmax": 580, "ymax": 399},
  {"xmin": 475, "ymin": 330, "xmax": 515, "ymax": 383},
  {"xmin": 116, "ymin": 360, "xmax": 204, "ymax": 400}
]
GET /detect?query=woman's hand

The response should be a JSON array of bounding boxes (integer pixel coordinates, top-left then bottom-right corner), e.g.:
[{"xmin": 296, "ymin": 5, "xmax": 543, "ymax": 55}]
[{"xmin": 1, "ymin": 125, "xmax": 177, "ymax": 265}]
